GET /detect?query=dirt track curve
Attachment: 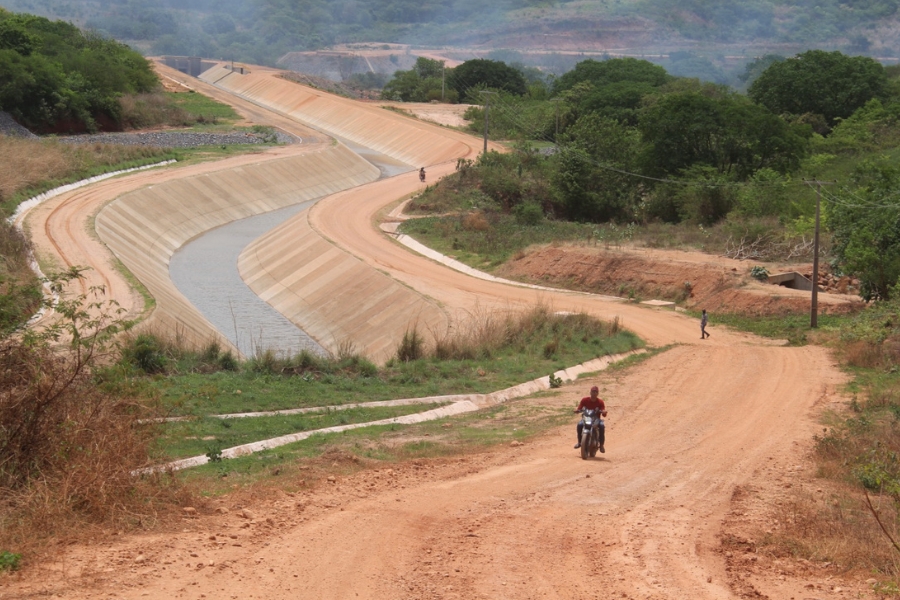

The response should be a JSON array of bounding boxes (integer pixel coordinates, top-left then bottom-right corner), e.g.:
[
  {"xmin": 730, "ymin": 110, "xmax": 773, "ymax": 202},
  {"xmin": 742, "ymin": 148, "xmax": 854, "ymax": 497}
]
[{"xmin": 7, "ymin": 63, "xmax": 870, "ymax": 600}]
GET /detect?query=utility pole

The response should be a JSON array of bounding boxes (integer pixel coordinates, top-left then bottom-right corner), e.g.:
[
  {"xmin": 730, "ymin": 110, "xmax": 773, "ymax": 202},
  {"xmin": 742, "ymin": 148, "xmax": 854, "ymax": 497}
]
[
  {"xmin": 441, "ymin": 65, "xmax": 445, "ymax": 102},
  {"xmin": 804, "ymin": 179, "xmax": 835, "ymax": 328},
  {"xmin": 479, "ymin": 91, "xmax": 497, "ymax": 155},
  {"xmin": 552, "ymin": 98, "xmax": 560, "ymax": 143}
]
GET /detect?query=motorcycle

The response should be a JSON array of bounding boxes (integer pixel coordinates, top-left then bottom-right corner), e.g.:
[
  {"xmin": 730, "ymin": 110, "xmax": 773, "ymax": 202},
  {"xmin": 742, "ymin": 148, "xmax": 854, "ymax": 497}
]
[{"xmin": 577, "ymin": 408, "xmax": 604, "ymax": 460}]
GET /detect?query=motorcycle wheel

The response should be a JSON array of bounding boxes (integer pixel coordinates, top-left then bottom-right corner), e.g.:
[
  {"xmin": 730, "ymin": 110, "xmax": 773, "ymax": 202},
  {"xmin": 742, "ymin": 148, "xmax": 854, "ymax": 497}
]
[
  {"xmin": 580, "ymin": 431, "xmax": 590, "ymax": 460},
  {"xmin": 589, "ymin": 434, "xmax": 598, "ymax": 458}
]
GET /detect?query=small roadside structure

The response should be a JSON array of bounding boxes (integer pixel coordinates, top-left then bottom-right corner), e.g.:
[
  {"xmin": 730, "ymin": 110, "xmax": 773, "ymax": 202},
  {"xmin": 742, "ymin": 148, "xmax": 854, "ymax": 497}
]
[{"xmin": 767, "ymin": 271, "xmax": 817, "ymax": 291}]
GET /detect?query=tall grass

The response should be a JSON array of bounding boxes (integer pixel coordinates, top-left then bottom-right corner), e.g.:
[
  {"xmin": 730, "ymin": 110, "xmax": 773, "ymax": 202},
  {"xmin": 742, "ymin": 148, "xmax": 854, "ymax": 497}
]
[
  {"xmin": 424, "ymin": 304, "xmax": 621, "ymax": 362},
  {"xmin": 0, "ymin": 137, "xmax": 176, "ymax": 216}
]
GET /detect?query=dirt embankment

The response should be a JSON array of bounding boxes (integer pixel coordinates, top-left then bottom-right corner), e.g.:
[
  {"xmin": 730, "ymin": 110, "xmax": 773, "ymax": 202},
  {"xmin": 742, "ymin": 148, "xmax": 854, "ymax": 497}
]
[{"xmin": 498, "ymin": 244, "xmax": 865, "ymax": 316}]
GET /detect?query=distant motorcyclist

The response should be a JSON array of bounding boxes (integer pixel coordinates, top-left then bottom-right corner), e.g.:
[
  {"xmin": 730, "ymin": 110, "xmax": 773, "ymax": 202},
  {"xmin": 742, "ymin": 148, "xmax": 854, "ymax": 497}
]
[
  {"xmin": 574, "ymin": 385, "xmax": 606, "ymax": 452},
  {"xmin": 419, "ymin": 167, "xmax": 426, "ymax": 182}
]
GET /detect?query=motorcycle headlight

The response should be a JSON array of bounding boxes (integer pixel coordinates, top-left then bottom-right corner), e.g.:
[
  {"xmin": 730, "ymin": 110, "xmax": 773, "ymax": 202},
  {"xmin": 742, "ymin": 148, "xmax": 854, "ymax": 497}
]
[{"xmin": 583, "ymin": 416, "xmax": 592, "ymax": 426}]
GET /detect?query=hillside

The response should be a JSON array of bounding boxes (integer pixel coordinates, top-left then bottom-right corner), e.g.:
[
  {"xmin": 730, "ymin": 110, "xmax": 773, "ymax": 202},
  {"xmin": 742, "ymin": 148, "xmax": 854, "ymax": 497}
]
[{"xmin": 1, "ymin": 0, "xmax": 898, "ymax": 85}]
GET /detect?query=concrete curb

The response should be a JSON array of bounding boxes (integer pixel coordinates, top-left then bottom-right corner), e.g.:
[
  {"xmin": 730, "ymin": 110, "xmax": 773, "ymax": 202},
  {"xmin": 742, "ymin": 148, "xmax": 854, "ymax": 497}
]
[
  {"xmin": 142, "ymin": 348, "xmax": 643, "ymax": 473},
  {"xmin": 8, "ymin": 161, "xmax": 178, "ymax": 326}
]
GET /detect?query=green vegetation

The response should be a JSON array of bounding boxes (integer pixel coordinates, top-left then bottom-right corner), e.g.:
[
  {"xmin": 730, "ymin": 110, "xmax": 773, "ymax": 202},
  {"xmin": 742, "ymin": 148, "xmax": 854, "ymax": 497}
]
[
  {"xmin": 177, "ymin": 400, "xmax": 571, "ymax": 489},
  {"xmin": 703, "ymin": 312, "xmax": 847, "ymax": 346},
  {"xmin": 396, "ymin": 53, "xmax": 900, "ymax": 303},
  {"xmin": 0, "ymin": 8, "xmax": 157, "ymax": 132},
  {"xmin": 748, "ymin": 50, "xmax": 889, "ymax": 128},
  {"xmin": 0, "ymin": 551, "xmax": 20, "ymax": 572},
  {"xmin": 119, "ymin": 90, "xmax": 242, "ymax": 131},
  {"xmin": 158, "ymin": 403, "xmax": 446, "ymax": 460},
  {"xmin": 168, "ymin": 91, "xmax": 241, "ymax": 123},
  {"xmin": 134, "ymin": 306, "xmax": 642, "ymax": 417}
]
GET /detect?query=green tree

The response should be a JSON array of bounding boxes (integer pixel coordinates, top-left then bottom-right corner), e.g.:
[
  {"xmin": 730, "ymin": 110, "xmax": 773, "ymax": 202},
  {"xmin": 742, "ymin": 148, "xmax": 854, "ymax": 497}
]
[
  {"xmin": 552, "ymin": 58, "xmax": 671, "ymax": 94},
  {"xmin": 449, "ymin": 58, "xmax": 527, "ymax": 100},
  {"xmin": 0, "ymin": 21, "xmax": 36, "ymax": 55},
  {"xmin": 381, "ymin": 57, "xmax": 448, "ymax": 102},
  {"xmin": 552, "ymin": 114, "xmax": 643, "ymax": 222},
  {"xmin": 638, "ymin": 90, "xmax": 809, "ymax": 180},
  {"xmin": 552, "ymin": 58, "xmax": 671, "ymax": 126},
  {"xmin": 829, "ymin": 160, "xmax": 900, "ymax": 301},
  {"xmin": 0, "ymin": 10, "xmax": 158, "ymax": 131},
  {"xmin": 748, "ymin": 50, "xmax": 888, "ymax": 128}
]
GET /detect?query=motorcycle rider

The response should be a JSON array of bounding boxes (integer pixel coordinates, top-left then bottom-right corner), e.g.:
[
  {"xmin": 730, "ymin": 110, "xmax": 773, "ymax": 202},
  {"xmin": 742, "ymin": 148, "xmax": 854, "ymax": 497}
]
[
  {"xmin": 574, "ymin": 385, "xmax": 607, "ymax": 452},
  {"xmin": 419, "ymin": 167, "xmax": 426, "ymax": 182}
]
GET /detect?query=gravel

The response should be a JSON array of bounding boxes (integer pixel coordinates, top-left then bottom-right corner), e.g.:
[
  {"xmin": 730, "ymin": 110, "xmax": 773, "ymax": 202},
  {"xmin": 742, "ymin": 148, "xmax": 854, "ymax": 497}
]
[
  {"xmin": 0, "ymin": 111, "xmax": 297, "ymax": 147},
  {"xmin": 0, "ymin": 112, "xmax": 38, "ymax": 139},
  {"xmin": 55, "ymin": 130, "xmax": 297, "ymax": 148}
]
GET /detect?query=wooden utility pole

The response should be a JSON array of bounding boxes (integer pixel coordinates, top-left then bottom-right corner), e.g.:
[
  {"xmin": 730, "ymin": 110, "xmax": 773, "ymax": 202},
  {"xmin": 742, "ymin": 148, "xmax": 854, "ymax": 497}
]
[
  {"xmin": 479, "ymin": 91, "xmax": 496, "ymax": 155},
  {"xmin": 805, "ymin": 179, "xmax": 835, "ymax": 328}
]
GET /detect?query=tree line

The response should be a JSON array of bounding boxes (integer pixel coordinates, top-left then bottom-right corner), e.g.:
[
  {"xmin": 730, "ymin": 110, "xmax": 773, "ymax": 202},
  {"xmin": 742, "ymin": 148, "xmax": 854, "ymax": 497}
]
[
  {"xmin": 394, "ymin": 51, "xmax": 900, "ymax": 301},
  {"xmin": 0, "ymin": 8, "xmax": 157, "ymax": 133}
]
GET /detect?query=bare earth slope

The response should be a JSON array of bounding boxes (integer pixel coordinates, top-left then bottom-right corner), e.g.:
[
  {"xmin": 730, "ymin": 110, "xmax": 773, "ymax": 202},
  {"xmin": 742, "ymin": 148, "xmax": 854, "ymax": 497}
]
[{"xmin": 7, "ymin": 64, "xmax": 874, "ymax": 599}]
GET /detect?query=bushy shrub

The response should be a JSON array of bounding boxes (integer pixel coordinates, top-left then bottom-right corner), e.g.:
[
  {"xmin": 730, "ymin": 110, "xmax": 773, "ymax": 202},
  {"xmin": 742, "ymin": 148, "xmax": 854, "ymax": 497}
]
[
  {"xmin": 0, "ymin": 269, "xmax": 172, "ymax": 552},
  {"xmin": 121, "ymin": 333, "xmax": 168, "ymax": 374}
]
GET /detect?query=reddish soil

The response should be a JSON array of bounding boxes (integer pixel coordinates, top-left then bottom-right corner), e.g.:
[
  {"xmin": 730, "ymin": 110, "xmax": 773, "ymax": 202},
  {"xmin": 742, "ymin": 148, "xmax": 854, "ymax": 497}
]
[
  {"xmin": 498, "ymin": 244, "xmax": 865, "ymax": 317},
  {"xmin": 2, "ymin": 65, "xmax": 882, "ymax": 600}
]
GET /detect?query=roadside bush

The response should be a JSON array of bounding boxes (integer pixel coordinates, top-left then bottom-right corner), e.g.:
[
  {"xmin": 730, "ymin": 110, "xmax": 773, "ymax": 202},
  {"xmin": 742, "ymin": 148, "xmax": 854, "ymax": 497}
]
[
  {"xmin": 515, "ymin": 201, "xmax": 544, "ymax": 225},
  {"xmin": 397, "ymin": 326, "xmax": 425, "ymax": 362},
  {"xmin": 121, "ymin": 333, "xmax": 168, "ymax": 374},
  {"xmin": 0, "ymin": 270, "xmax": 176, "ymax": 554}
]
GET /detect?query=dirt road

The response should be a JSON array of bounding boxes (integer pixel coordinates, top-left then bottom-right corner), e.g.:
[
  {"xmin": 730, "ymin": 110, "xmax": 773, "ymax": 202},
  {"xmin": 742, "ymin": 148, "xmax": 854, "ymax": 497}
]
[
  {"xmin": 6, "ymin": 66, "xmax": 868, "ymax": 599},
  {"xmin": 4, "ymin": 345, "xmax": 854, "ymax": 600}
]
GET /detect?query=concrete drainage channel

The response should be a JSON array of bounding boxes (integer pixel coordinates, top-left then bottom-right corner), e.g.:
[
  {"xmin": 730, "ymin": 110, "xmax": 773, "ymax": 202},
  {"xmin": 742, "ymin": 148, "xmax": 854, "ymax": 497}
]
[
  {"xmin": 169, "ymin": 200, "xmax": 328, "ymax": 358},
  {"xmin": 147, "ymin": 349, "xmax": 644, "ymax": 473},
  {"xmin": 169, "ymin": 143, "xmax": 413, "ymax": 357}
]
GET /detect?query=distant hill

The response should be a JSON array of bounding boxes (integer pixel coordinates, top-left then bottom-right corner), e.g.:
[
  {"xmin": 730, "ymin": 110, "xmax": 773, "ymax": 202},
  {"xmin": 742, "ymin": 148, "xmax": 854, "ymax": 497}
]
[{"xmin": 1, "ymin": 0, "xmax": 897, "ymax": 86}]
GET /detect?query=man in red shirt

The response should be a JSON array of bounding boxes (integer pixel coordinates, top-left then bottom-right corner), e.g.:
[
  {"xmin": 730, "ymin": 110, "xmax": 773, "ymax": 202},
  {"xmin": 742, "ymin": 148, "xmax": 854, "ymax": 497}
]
[{"xmin": 574, "ymin": 385, "xmax": 607, "ymax": 452}]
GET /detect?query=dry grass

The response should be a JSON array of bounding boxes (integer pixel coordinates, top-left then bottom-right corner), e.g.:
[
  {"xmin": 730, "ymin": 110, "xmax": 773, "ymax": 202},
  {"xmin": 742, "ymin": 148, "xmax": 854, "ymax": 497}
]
[
  {"xmin": 119, "ymin": 92, "xmax": 193, "ymax": 130},
  {"xmin": 0, "ymin": 138, "xmax": 69, "ymax": 202},
  {"xmin": 0, "ymin": 137, "xmax": 171, "ymax": 210},
  {"xmin": 0, "ymin": 274, "xmax": 192, "ymax": 559},
  {"xmin": 427, "ymin": 304, "xmax": 619, "ymax": 361},
  {"xmin": 843, "ymin": 340, "xmax": 886, "ymax": 369},
  {"xmin": 767, "ymin": 484, "xmax": 900, "ymax": 578}
]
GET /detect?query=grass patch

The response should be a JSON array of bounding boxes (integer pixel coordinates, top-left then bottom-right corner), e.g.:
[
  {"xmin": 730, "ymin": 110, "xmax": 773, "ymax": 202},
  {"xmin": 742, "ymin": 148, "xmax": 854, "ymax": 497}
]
[
  {"xmin": 177, "ymin": 400, "xmax": 572, "ymax": 492},
  {"xmin": 147, "ymin": 308, "xmax": 642, "ymax": 417},
  {"xmin": 119, "ymin": 91, "xmax": 240, "ymax": 131},
  {"xmin": 697, "ymin": 311, "xmax": 849, "ymax": 346},
  {"xmin": 168, "ymin": 91, "xmax": 240, "ymax": 123},
  {"xmin": 157, "ymin": 403, "xmax": 447, "ymax": 460}
]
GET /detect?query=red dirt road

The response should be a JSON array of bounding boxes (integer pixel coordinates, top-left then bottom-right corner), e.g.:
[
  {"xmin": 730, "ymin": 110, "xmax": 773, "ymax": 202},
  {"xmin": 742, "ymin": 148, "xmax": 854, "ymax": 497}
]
[
  {"xmin": 5, "ymin": 67, "xmax": 872, "ymax": 599},
  {"xmin": 4, "ymin": 345, "xmax": 855, "ymax": 600}
]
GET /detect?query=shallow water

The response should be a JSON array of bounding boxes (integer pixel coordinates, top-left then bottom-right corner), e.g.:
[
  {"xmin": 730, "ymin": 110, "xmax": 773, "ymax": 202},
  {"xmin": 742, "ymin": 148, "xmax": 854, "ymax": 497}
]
[
  {"xmin": 168, "ymin": 143, "xmax": 413, "ymax": 358},
  {"xmin": 169, "ymin": 201, "xmax": 322, "ymax": 358}
]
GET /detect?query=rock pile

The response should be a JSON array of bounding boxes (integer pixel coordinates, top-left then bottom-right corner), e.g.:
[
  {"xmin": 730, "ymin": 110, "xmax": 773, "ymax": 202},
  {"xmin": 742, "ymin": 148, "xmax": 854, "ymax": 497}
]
[
  {"xmin": 802, "ymin": 269, "xmax": 859, "ymax": 295},
  {"xmin": 0, "ymin": 111, "xmax": 38, "ymax": 139},
  {"xmin": 56, "ymin": 130, "xmax": 296, "ymax": 148}
]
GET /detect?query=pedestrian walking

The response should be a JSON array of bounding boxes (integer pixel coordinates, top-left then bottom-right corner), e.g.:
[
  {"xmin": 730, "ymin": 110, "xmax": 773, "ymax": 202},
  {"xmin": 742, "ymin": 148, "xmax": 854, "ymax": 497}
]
[{"xmin": 700, "ymin": 309, "xmax": 710, "ymax": 339}]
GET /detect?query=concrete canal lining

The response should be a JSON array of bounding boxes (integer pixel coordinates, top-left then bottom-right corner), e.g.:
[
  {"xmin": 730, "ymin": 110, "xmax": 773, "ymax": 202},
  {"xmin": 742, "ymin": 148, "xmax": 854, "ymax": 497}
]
[{"xmin": 96, "ymin": 144, "xmax": 379, "ymax": 352}]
